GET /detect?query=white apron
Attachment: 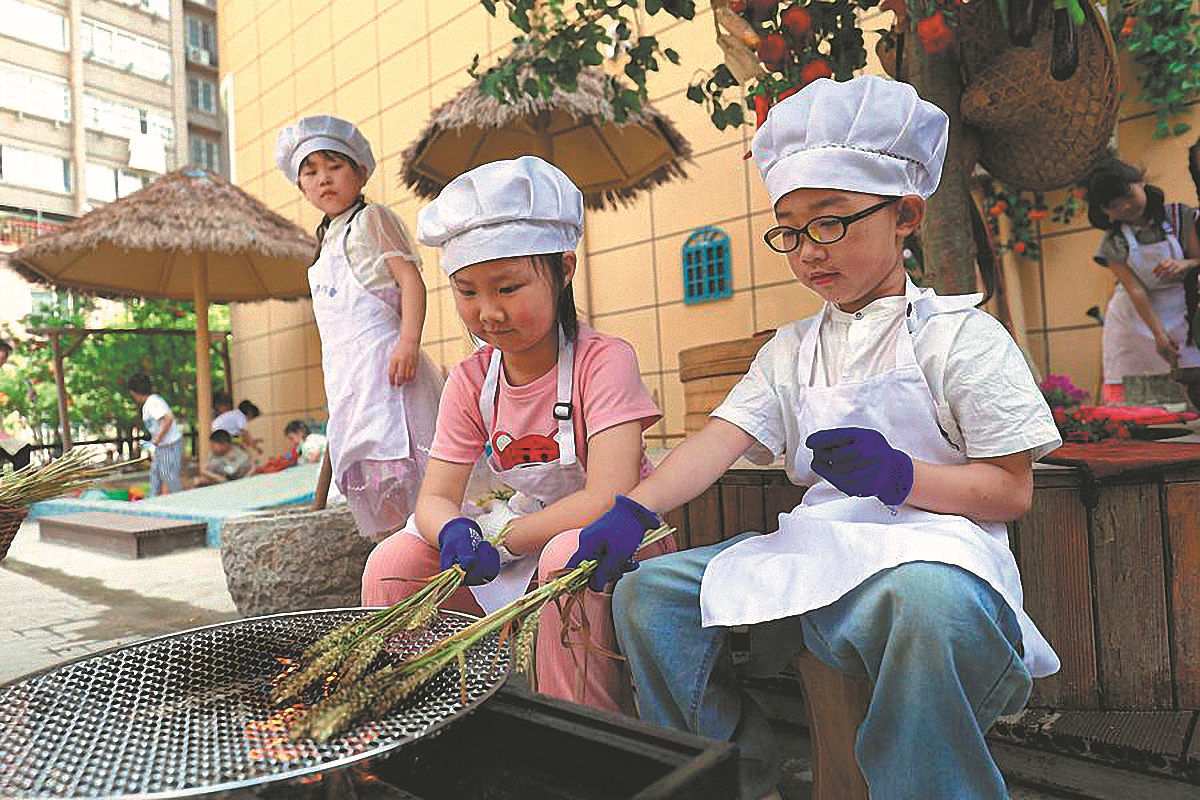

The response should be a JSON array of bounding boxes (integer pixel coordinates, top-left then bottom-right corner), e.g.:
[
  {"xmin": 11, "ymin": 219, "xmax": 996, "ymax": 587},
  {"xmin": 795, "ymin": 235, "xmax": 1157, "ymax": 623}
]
[
  {"xmin": 310, "ymin": 213, "xmax": 412, "ymax": 489},
  {"xmin": 1103, "ymin": 221, "xmax": 1200, "ymax": 384},
  {"xmin": 699, "ymin": 298, "xmax": 1060, "ymax": 678},
  {"xmin": 399, "ymin": 329, "xmax": 587, "ymax": 614}
]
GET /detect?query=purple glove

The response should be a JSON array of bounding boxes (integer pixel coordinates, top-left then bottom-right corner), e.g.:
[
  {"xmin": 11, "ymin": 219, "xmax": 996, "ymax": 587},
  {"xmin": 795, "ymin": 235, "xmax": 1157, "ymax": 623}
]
[
  {"xmin": 806, "ymin": 427, "xmax": 914, "ymax": 506},
  {"xmin": 438, "ymin": 517, "xmax": 501, "ymax": 586},
  {"xmin": 566, "ymin": 495, "xmax": 660, "ymax": 592}
]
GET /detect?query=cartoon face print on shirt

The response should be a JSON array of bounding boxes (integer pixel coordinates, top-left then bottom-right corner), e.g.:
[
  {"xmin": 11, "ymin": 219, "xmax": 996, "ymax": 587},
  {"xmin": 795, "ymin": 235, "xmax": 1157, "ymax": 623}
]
[{"xmin": 491, "ymin": 429, "xmax": 560, "ymax": 470}]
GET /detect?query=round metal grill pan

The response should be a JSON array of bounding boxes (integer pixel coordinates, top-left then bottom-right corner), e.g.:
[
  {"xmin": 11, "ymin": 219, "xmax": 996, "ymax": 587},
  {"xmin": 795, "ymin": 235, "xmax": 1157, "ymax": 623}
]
[{"xmin": 0, "ymin": 608, "xmax": 509, "ymax": 798}]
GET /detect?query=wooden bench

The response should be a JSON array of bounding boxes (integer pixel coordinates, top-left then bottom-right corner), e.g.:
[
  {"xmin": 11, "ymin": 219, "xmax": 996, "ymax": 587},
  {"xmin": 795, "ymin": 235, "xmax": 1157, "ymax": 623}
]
[
  {"xmin": 795, "ymin": 652, "xmax": 871, "ymax": 800},
  {"xmin": 38, "ymin": 511, "xmax": 206, "ymax": 559}
]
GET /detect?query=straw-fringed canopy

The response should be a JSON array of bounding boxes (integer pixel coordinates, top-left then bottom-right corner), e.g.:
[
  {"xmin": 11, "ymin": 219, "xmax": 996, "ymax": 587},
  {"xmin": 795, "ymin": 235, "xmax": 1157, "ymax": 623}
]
[
  {"xmin": 401, "ymin": 67, "xmax": 693, "ymax": 211},
  {"xmin": 12, "ymin": 169, "xmax": 317, "ymax": 302}
]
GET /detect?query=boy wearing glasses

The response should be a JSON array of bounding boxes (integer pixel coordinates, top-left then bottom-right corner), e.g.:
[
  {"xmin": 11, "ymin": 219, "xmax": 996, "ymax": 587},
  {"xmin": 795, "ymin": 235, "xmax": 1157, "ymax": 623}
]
[{"xmin": 567, "ymin": 76, "xmax": 1061, "ymax": 800}]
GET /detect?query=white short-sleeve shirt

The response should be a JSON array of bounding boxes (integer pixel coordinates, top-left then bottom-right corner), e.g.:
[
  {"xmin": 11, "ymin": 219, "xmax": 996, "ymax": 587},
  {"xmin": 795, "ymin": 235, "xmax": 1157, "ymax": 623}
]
[
  {"xmin": 142, "ymin": 393, "xmax": 183, "ymax": 446},
  {"xmin": 324, "ymin": 203, "xmax": 422, "ymax": 294},
  {"xmin": 713, "ymin": 285, "xmax": 1061, "ymax": 475},
  {"xmin": 212, "ymin": 409, "xmax": 248, "ymax": 435}
]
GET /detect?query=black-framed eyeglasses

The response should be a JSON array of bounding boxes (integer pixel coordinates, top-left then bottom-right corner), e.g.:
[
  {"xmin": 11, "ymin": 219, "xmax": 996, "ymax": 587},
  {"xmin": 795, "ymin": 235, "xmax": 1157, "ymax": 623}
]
[{"xmin": 763, "ymin": 198, "xmax": 898, "ymax": 252}]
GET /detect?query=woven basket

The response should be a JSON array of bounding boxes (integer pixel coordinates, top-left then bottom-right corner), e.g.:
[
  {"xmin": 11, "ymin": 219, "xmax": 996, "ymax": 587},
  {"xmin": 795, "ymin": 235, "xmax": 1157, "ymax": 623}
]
[
  {"xmin": 958, "ymin": 0, "xmax": 1119, "ymax": 191},
  {"xmin": 0, "ymin": 506, "xmax": 28, "ymax": 562}
]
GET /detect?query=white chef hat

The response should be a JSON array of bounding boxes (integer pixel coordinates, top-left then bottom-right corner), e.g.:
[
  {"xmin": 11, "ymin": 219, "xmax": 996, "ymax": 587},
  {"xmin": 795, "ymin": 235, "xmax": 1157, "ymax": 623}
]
[
  {"xmin": 417, "ymin": 156, "xmax": 584, "ymax": 276},
  {"xmin": 274, "ymin": 115, "xmax": 376, "ymax": 183},
  {"xmin": 751, "ymin": 75, "xmax": 949, "ymax": 204}
]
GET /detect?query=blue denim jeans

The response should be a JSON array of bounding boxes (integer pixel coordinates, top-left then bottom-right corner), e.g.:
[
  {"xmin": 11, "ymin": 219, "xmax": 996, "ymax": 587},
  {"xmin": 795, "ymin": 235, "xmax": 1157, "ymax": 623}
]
[{"xmin": 612, "ymin": 534, "xmax": 1032, "ymax": 800}]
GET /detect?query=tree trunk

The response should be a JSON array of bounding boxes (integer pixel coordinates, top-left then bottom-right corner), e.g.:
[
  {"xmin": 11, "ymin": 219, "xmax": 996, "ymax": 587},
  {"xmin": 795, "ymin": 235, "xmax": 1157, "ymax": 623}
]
[{"xmin": 907, "ymin": 44, "xmax": 981, "ymax": 295}]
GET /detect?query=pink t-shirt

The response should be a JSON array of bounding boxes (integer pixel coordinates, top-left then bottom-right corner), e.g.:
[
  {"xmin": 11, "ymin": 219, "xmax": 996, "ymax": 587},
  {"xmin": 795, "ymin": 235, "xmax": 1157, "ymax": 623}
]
[{"xmin": 431, "ymin": 324, "xmax": 661, "ymax": 476}]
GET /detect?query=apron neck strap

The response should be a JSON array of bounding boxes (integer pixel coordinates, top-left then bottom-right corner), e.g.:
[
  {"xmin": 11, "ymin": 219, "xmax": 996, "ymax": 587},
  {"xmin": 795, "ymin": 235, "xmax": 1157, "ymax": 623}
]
[{"xmin": 478, "ymin": 326, "xmax": 577, "ymax": 466}]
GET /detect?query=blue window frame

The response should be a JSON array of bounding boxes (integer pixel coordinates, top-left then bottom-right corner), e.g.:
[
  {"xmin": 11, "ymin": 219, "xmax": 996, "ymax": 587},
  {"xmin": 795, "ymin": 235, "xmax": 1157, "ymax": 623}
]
[{"xmin": 683, "ymin": 226, "xmax": 732, "ymax": 304}]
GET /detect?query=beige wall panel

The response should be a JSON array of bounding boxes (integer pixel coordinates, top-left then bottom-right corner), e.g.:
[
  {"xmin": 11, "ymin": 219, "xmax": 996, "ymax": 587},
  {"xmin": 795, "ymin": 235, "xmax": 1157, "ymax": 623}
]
[
  {"xmin": 259, "ymin": 77, "xmax": 300, "ymax": 132},
  {"xmin": 327, "ymin": 0, "xmax": 378, "ymax": 38},
  {"xmin": 588, "ymin": 192, "xmax": 652, "ymax": 251},
  {"xmin": 305, "ymin": 364, "xmax": 327, "ymax": 412},
  {"xmin": 428, "ymin": 6, "xmax": 489, "ymax": 84},
  {"xmin": 377, "ymin": 0, "xmax": 429, "ymax": 56},
  {"xmin": 271, "ymin": 370, "xmax": 305, "ymax": 415},
  {"xmin": 236, "ymin": 332, "xmax": 271, "ymax": 380},
  {"xmin": 429, "ymin": 72, "xmax": 471, "ymax": 110},
  {"xmin": 303, "ymin": 317, "xmax": 322, "ymax": 367},
  {"xmin": 589, "ymin": 242, "xmax": 656, "ymax": 315},
  {"xmin": 437, "ymin": 285, "xmax": 460, "ymax": 342},
  {"xmin": 651, "ymin": 145, "xmax": 749, "ymax": 238},
  {"xmin": 257, "ymin": 5, "xmax": 294, "ymax": 54},
  {"xmin": 658, "ymin": 291, "xmax": 755, "ymax": 372},
  {"xmin": 1038, "ymin": 228, "xmax": 1110, "ymax": 330},
  {"xmin": 332, "ymin": 23, "xmax": 380, "ymax": 87},
  {"xmin": 641, "ymin": 372, "xmax": 667, "ymax": 442},
  {"xmin": 591, "ymin": 307, "xmax": 661, "ymax": 373},
  {"xmin": 237, "ymin": 374, "xmax": 272, "ymax": 415},
  {"xmin": 379, "ymin": 42, "xmax": 430, "ymax": 110},
  {"xmin": 236, "ymin": 61, "xmax": 263, "ymax": 105},
  {"xmin": 379, "ymin": 89, "xmax": 431, "ymax": 161},
  {"xmin": 1117, "ymin": 115, "xmax": 1200, "ymax": 204},
  {"xmin": 643, "ymin": 8, "xmax": 716, "ymax": 101},
  {"xmin": 658, "ymin": 370, "xmax": 686, "ymax": 441},
  {"xmin": 754, "ymin": 280, "xmax": 820, "ymax": 333},
  {"xmin": 291, "ymin": 6, "xmax": 334, "ymax": 61},
  {"xmin": 259, "ymin": 38, "xmax": 296, "ymax": 95},
  {"xmin": 650, "ymin": 90, "xmax": 744, "ymax": 158},
  {"xmin": 1047, "ymin": 327, "xmax": 1105, "ymax": 404},
  {"xmin": 1012, "ymin": 257, "xmax": 1045, "ymax": 337},
  {"xmin": 335, "ymin": 70, "xmax": 381, "ymax": 128},
  {"xmin": 428, "ymin": 0, "xmax": 477, "ymax": 31},
  {"xmin": 294, "ymin": 49, "xmax": 335, "ymax": 109},
  {"xmin": 269, "ymin": 326, "xmax": 308, "ymax": 374},
  {"xmin": 268, "ymin": 299, "xmax": 306, "ymax": 331},
  {"xmin": 231, "ymin": 303, "xmax": 271, "ymax": 340},
  {"xmin": 225, "ymin": 0, "xmax": 259, "ymax": 40}
]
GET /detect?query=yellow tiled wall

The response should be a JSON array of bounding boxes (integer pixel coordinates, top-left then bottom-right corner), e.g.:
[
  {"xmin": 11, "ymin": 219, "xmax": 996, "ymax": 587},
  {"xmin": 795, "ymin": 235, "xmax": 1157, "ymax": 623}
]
[{"xmin": 220, "ymin": 0, "xmax": 1198, "ymax": 456}]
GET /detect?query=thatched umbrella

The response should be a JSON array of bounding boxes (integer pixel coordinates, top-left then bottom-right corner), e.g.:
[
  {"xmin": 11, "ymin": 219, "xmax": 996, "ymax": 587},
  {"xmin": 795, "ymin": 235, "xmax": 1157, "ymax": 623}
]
[
  {"xmin": 12, "ymin": 169, "xmax": 316, "ymax": 464},
  {"xmin": 401, "ymin": 67, "xmax": 692, "ymax": 210}
]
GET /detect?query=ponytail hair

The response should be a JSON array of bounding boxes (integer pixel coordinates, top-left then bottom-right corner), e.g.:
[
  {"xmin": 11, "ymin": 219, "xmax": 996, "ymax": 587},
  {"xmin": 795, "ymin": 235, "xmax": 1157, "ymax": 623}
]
[{"xmin": 533, "ymin": 253, "xmax": 579, "ymax": 341}]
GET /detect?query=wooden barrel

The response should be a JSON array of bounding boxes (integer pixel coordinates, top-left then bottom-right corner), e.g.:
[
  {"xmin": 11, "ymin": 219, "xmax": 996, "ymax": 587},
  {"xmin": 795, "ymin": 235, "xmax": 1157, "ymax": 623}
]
[{"xmin": 679, "ymin": 331, "xmax": 775, "ymax": 435}]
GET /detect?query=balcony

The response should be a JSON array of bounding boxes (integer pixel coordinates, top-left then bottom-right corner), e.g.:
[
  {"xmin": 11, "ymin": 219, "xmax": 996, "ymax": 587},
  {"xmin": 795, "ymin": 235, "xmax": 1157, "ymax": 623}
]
[{"xmin": 0, "ymin": 211, "xmax": 65, "ymax": 252}]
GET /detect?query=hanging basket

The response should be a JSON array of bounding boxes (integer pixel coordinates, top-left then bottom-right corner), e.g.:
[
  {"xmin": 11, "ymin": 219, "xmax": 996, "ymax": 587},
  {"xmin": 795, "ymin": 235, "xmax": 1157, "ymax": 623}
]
[
  {"xmin": 958, "ymin": 0, "xmax": 1119, "ymax": 191},
  {"xmin": 0, "ymin": 506, "xmax": 29, "ymax": 562}
]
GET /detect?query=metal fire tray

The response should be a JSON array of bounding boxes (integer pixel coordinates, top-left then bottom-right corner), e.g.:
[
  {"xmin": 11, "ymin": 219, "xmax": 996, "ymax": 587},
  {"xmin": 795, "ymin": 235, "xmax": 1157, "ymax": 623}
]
[{"xmin": 0, "ymin": 608, "xmax": 509, "ymax": 798}]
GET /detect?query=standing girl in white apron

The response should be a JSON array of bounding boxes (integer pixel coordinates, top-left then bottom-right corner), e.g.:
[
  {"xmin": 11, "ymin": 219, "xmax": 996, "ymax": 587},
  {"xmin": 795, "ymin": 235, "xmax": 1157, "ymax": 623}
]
[
  {"xmin": 275, "ymin": 116, "xmax": 443, "ymax": 539},
  {"xmin": 1085, "ymin": 158, "xmax": 1200, "ymax": 403},
  {"xmin": 360, "ymin": 157, "xmax": 673, "ymax": 714},
  {"xmin": 573, "ymin": 77, "xmax": 1062, "ymax": 800}
]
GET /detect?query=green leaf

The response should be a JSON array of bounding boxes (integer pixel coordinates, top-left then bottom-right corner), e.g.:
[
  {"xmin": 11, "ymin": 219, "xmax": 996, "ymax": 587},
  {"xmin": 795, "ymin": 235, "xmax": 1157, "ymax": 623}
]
[
  {"xmin": 1173, "ymin": 121, "xmax": 1192, "ymax": 136},
  {"xmin": 686, "ymin": 83, "xmax": 706, "ymax": 104},
  {"xmin": 480, "ymin": 0, "xmax": 497, "ymax": 15},
  {"xmin": 664, "ymin": 47, "xmax": 680, "ymax": 64},
  {"xmin": 645, "ymin": 0, "xmax": 663, "ymax": 13}
]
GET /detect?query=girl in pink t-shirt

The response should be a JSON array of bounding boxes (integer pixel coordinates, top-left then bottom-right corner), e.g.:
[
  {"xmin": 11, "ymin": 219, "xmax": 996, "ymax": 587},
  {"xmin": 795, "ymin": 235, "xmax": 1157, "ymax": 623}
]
[{"xmin": 360, "ymin": 157, "xmax": 674, "ymax": 714}]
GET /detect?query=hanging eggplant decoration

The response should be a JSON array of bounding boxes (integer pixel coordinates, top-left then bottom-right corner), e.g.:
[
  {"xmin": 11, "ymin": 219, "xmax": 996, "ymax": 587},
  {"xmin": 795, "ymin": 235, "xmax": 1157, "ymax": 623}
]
[
  {"xmin": 1050, "ymin": 0, "xmax": 1085, "ymax": 80},
  {"xmin": 1009, "ymin": 0, "xmax": 1040, "ymax": 46}
]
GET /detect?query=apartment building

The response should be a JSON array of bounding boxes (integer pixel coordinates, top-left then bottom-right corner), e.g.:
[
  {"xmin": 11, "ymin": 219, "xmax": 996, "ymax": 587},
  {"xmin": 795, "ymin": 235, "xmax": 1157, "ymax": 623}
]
[{"xmin": 0, "ymin": 0, "xmax": 227, "ymax": 282}]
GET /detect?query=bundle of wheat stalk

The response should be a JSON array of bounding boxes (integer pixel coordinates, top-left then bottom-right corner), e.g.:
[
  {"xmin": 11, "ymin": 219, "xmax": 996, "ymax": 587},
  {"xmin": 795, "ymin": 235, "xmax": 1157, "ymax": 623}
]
[
  {"xmin": 282, "ymin": 525, "xmax": 674, "ymax": 743},
  {"xmin": 0, "ymin": 448, "xmax": 126, "ymax": 509},
  {"xmin": 271, "ymin": 521, "xmax": 518, "ymax": 706}
]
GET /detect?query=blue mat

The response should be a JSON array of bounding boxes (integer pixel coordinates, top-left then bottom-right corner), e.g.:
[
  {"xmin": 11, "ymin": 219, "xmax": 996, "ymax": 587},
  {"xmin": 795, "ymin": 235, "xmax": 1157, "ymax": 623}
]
[{"xmin": 30, "ymin": 465, "xmax": 322, "ymax": 547}]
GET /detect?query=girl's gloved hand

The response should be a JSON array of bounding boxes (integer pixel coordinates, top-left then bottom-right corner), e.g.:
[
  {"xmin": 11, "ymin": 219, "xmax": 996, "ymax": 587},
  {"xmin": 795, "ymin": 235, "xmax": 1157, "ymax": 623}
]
[
  {"xmin": 437, "ymin": 517, "xmax": 501, "ymax": 585},
  {"xmin": 567, "ymin": 495, "xmax": 660, "ymax": 592},
  {"xmin": 806, "ymin": 427, "xmax": 914, "ymax": 506}
]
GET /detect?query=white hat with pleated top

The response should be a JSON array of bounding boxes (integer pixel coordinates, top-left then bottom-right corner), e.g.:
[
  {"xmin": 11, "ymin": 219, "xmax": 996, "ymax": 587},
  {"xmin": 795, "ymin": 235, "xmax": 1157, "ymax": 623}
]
[
  {"xmin": 751, "ymin": 75, "xmax": 949, "ymax": 204},
  {"xmin": 417, "ymin": 156, "xmax": 584, "ymax": 276},
  {"xmin": 274, "ymin": 115, "xmax": 376, "ymax": 183}
]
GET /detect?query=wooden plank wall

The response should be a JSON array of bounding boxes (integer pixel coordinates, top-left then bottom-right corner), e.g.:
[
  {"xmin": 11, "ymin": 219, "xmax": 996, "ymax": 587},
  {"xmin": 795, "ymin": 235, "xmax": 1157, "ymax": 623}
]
[{"xmin": 1164, "ymin": 468, "xmax": 1200, "ymax": 709}]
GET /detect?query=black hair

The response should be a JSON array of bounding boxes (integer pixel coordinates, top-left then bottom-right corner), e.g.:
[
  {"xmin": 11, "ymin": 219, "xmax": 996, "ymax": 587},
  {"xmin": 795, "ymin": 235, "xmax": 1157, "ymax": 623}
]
[
  {"xmin": 210, "ymin": 429, "xmax": 233, "ymax": 445},
  {"xmin": 532, "ymin": 253, "xmax": 579, "ymax": 341},
  {"xmin": 284, "ymin": 420, "xmax": 310, "ymax": 437},
  {"xmin": 238, "ymin": 400, "xmax": 260, "ymax": 419},
  {"xmin": 300, "ymin": 149, "xmax": 368, "ymax": 265},
  {"xmin": 213, "ymin": 390, "xmax": 233, "ymax": 409},
  {"xmin": 1084, "ymin": 159, "xmax": 1166, "ymax": 232},
  {"xmin": 0, "ymin": 339, "xmax": 11, "ymax": 355},
  {"xmin": 127, "ymin": 373, "xmax": 152, "ymax": 395},
  {"xmin": 1189, "ymin": 136, "xmax": 1200, "ymax": 205}
]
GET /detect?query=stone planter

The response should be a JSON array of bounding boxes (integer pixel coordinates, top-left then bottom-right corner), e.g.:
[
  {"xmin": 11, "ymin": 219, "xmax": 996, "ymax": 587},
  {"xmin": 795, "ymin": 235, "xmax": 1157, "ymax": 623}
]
[{"xmin": 220, "ymin": 503, "xmax": 375, "ymax": 617}]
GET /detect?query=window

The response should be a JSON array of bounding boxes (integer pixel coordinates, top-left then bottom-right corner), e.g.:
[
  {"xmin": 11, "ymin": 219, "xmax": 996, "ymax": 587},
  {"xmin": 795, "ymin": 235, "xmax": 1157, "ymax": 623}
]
[
  {"xmin": 86, "ymin": 162, "xmax": 118, "ymax": 202},
  {"xmin": 186, "ymin": 16, "xmax": 216, "ymax": 65},
  {"xmin": 109, "ymin": 0, "xmax": 170, "ymax": 18},
  {"xmin": 0, "ymin": 63, "xmax": 70, "ymax": 123},
  {"xmin": 190, "ymin": 135, "xmax": 219, "ymax": 173},
  {"xmin": 187, "ymin": 75, "xmax": 216, "ymax": 114},
  {"xmin": 682, "ymin": 226, "xmax": 733, "ymax": 304},
  {"xmin": 0, "ymin": 144, "xmax": 71, "ymax": 194},
  {"xmin": 80, "ymin": 20, "xmax": 172, "ymax": 81},
  {"xmin": 117, "ymin": 169, "xmax": 148, "ymax": 197},
  {"xmin": 83, "ymin": 93, "xmax": 174, "ymax": 147},
  {"xmin": 0, "ymin": 0, "xmax": 68, "ymax": 51}
]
